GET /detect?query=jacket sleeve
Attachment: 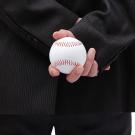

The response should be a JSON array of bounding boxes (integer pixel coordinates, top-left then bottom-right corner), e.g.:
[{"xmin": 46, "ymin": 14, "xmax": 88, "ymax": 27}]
[
  {"xmin": 69, "ymin": 0, "xmax": 135, "ymax": 73},
  {"xmin": 0, "ymin": 0, "xmax": 78, "ymax": 56}
]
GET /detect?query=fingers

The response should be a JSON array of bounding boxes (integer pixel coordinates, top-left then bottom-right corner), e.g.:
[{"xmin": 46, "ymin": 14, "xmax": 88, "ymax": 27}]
[
  {"xmin": 50, "ymin": 27, "xmax": 111, "ymax": 82},
  {"xmin": 48, "ymin": 65, "xmax": 60, "ymax": 77},
  {"xmin": 88, "ymin": 61, "xmax": 98, "ymax": 77},
  {"xmin": 53, "ymin": 29, "xmax": 75, "ymax": 40},
  {"xmin": 82, "ymin": 48, "xmax": 96, "ymax": 76},
  {"xmin": 104, "ymin": 66, "xmax": 111, "ymax": 71},
  {"xmin": 66, "ymin": 65, "xmax": 84, "ymax": 83},
  {"xmin": 76, "ymin": 18, "xmax": 82, "ymax": 24}
]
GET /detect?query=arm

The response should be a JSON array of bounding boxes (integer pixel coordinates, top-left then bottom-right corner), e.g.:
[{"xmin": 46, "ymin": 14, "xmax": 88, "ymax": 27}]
[
  {"xmin": 69, "ymin": 0, "xmax": 135, "ymax": 73},
  {"xmin": 0, "ymin": 0, "xmax": 78, "ymax": 57}
]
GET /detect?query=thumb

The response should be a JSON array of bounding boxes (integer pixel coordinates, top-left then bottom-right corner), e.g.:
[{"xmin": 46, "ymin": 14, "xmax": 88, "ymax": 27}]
[{"xmin": 53, "ymin": 29, "xmax": 75, "ymax": 40}]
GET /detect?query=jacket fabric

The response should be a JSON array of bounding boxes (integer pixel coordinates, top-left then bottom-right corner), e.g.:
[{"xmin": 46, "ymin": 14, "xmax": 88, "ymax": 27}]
[{"xmin": 0, "ymin": 0, "xmax": 135, "ymax": 115}]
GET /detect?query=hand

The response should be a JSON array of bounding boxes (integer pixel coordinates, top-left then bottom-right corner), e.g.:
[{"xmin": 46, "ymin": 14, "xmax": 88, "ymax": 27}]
[{"xmin": 48, "ymin": 29, "xmax": 110, "ymax": 83}]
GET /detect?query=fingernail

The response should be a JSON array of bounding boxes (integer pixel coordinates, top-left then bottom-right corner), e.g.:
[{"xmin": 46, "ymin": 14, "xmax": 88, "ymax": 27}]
[
  {"xmin": 68, "ymin": 80, "xmax": 74, "ymax": 84},
  {"xmin": 88, "ymin": 51, "xmax": 93, "ymax": 58},
  {"xmin": 53, "ymin": 31, "xmax": 57, "ymax": 35},
  {"xmin": 95, "ymin": 71, "xmax": 99, "ymax": 76}
]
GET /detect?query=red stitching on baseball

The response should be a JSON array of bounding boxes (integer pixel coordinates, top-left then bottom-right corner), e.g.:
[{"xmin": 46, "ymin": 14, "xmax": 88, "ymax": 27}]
[
  {"xmin": 54, "ymin": 59, "xmax": 79, "ymax": 67},
  {"xmin": 55, "ymin": 42, "xmax": 82, "ymax": 47}
]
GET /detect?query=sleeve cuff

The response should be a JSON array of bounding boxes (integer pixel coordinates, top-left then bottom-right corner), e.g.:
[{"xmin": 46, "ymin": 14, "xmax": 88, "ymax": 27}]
[{"xmin": 69, "ymin": 20, "xmax": 122, "ymax": 73}]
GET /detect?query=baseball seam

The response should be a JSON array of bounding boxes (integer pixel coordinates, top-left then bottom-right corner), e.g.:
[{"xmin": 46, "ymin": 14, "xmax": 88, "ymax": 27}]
[
  {"xmin": 53, "ymin": 59, "xmax": 79, "ymax": 67},
  {"xmin": 55, "ymin": 42, "xmax": 82, "ymax": 47}
]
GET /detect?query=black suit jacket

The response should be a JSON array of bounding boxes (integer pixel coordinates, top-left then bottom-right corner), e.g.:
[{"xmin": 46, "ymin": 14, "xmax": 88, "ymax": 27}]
[{"xmin": 0, "ymin": 0, "xmax": 135, "ymax": 115}]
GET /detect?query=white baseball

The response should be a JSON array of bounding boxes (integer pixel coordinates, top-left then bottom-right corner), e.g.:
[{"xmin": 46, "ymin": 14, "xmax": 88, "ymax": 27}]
[{"xmin": 49, "ymin": 37, "xmax": 87, "ymax": 74}]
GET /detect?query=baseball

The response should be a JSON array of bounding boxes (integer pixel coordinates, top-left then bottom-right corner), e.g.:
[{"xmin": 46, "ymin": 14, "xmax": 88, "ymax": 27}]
[{"xmin": 49, "ymin": 37, "xmax": 87, "ymax": 74}]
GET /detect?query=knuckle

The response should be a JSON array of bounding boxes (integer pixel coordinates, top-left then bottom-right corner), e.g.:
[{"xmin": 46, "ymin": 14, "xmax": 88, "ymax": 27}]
[
  {"xmin": 87, "ymin": 56, "xmax": 94, "ymax": 63},
  {"xmin": 88, "ymin": 70, "xmax": 98, "ymax": 77}
]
